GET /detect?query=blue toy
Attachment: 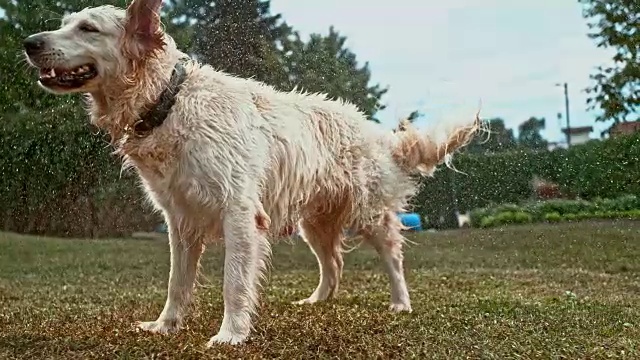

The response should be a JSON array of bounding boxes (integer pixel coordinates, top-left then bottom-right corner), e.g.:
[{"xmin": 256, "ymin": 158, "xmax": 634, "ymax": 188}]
[{"xmin": 397, "ymin": 212, "xmax": 423, "ymax": 231}]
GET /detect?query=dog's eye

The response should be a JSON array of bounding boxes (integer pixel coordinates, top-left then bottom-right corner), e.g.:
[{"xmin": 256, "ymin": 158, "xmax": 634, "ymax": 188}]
[{"xmin": 78, "ymin": 23, "xmax": 99, "ymax": 33}]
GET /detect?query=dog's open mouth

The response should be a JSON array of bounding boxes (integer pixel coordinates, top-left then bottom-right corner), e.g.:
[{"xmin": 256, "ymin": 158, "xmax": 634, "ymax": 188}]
[{"xmin": 38, "ymin": 64, "xmax": 98, "ymax": 89}]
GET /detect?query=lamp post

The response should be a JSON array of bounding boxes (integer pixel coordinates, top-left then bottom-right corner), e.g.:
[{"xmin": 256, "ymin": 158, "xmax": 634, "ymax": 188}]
[{"xmin": 555, "ymin": 82, "xmax": 571, "ymax": 147}]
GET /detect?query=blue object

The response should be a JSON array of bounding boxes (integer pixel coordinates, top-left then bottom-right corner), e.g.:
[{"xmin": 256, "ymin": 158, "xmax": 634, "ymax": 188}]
[
  {"xmin": 155, "ymin": 222, "xmax": 168, "ymax": 233},
  {"xmin": 397, "ymin": 212, "xmax": 423, "ymax": 231}
]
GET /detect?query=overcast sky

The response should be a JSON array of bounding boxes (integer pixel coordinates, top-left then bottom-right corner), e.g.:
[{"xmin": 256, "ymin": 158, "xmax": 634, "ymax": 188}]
[{"xmin": 271, "ymin": 0, "xmax": 615, "ymax": 143}]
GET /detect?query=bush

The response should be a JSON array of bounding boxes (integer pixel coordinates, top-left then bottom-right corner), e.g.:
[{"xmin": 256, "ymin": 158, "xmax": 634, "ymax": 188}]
[
  {"xmin": 412, "ymin": 133, "xmax": 640, "ymax": 229},
  {"xmin": 0, "ymin": 111, "xmax": 159, "ymax": 238},
  {"xmin": 470, "ymin": 195, "xmax": 640, "ymax": 229},
  {"xmin": 544, "ymin": 212, "xmax": 562, "ymax": 222},
  {"xmin": 477, "ymin": 210, "xmax": 532, "ymax": 228}
]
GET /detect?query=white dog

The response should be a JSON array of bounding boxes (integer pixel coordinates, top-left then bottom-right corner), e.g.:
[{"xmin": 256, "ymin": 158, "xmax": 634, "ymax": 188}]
[{"xmin": 24, "ymin": 0, "xmax": 482, "ymax": 346}]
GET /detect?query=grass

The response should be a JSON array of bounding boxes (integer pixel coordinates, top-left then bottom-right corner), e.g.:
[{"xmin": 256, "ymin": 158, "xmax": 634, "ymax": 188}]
[{"xmin": 1, "ymin": 220, "xmax": 639, "ymax": 359}]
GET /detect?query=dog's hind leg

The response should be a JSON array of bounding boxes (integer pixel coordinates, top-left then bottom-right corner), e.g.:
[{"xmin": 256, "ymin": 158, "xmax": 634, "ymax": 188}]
[
  {"xmin": 136, "ymin": 216, "xmax": 204, "ymax": 334},
  {"xmin": 206, "ymin": 198, "xmax": 271, "ymax": 346},
  {"xmin": 294, "ymin": 217, "xmax": 345, "ymax": 305},
  {"xmin": 360, "ymin": 211, "xmax": 412, "ymax": 312}
]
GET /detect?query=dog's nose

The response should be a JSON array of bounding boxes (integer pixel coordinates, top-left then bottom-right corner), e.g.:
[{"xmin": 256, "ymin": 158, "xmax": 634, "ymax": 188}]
[{"xmin": 23, "ymin": 35, "xmax": 46, "ymax": 55}]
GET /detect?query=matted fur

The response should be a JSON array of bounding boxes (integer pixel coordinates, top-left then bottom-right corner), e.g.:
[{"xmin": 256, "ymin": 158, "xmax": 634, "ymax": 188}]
[{"xmin": 24, "ymin": 0, "xmax": 483, "ymax": 346}]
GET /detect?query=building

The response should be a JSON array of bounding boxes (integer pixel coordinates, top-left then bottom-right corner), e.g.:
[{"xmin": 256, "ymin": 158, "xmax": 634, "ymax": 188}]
[
  {"xmin": 561, "ymin": 126, "xmax": 593, "ymax": 146},
  {"xmin": 608, "ymin": 121, "xmax": 640, "ymax": 138}
]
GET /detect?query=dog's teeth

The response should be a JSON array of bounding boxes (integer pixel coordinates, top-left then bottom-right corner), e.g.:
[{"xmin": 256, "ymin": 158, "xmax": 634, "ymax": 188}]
[{"xmin": 50, "ymin": 69, "xmax": 56, "ymax": 77}]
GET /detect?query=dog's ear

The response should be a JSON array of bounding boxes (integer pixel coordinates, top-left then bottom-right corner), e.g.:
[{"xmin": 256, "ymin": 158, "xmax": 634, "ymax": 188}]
[{"xmin": 123, "ymin": 0, "xmax": 165, "ymax": 60}]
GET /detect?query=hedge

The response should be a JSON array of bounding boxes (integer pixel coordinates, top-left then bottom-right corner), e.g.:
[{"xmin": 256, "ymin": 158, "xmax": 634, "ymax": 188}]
[
  {"xmin": 1, "ymin": 109, "xmax": 639, "ymax": 237},
  {"xmin": 0, "ymin": 111, "xmax": 159, "ymax": 238},
  {"xmin": 469, "ymin": 195, "xmax": 640, "ymax": 228},
  {"xmin": 411, "ymin": 133, "xmax": 640, "ymax": 229}
]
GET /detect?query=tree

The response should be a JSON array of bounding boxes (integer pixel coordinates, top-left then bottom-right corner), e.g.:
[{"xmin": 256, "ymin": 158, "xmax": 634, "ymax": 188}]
[
  {"xmin": 281, "ymin": 27, "xmax": 387, "ymax": 121},
  {"xmin": 161, "ymin": 0, "xmax": 199, "ymax": 51},
  {"xmin": 579, "ymin": 0, "xmax": 639, "ymax": 122},
  {"xmin": 517, "ymin": 117, "xmax": 548, "ymax": 150},
  {"xmin": 464, "ymin": 117, "xmax": 517, "ymax": 154},
  {"xmin": 170, "ymin": 0, "xmax": 291, "ymax": 88}
]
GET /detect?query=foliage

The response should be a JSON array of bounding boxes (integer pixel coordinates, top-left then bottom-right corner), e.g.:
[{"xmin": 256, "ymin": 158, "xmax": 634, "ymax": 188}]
[
  {"xmin": 174, "ymin": 0, "xmax": 292, "ymax": 88},
  {"xmin": 478, "ymin": 210, "xmax": 533, "ymax": 228},
  {"xmin": 465, "ymin": 117, "xmax": 517, "ymax": 154},
  {"xmin": 281, "ymin": 27, "xmax": 388, "ymax": 120},
  {"xmin": 480, "ymin": 209, "xmax": 640, "ymax": 228},
  {"xmin": 579, "ymin": 0, "xmax": 640, "ymax": 122},
  {"xmin": 0, "ymin": 113, "xmax": 158, "ymax": 237},
  {"xmin": 412, "ymin": 133, "xmax": 640, "ymax": 229},
  {"xmin": 470, "ymin": 195, "xmax": 640, "ymax": 228},
  {"xmin": 517, "ymin": 116, "xmax": 548, "ymax": 150},
  {"xmin": 464, "ymin": 116, "xmax": 549, "ymax": 155}
]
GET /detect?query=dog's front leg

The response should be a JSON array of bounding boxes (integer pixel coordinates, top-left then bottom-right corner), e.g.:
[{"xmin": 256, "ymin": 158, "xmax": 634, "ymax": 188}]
[
  {"xmin": 137, "ymin": 217, "xmax": 204, "ymax": 334},
  {"xmin": 206, "ymin": 200, "xmax": 271, "ymax": 346}
]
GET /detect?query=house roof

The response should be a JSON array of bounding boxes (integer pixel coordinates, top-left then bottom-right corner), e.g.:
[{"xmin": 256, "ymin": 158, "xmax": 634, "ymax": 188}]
[
  {"xmin": 609, "ymin": 121, "xmax": 640, "ymax": 134},
  {"xmin": 561, "ymin": 126, "xmax": 593, "ymax": 135}
]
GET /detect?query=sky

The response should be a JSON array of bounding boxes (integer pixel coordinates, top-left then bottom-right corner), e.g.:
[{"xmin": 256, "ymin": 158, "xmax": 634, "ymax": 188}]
[{"xmin": 270, "ymin": 0, "xmax": 616, "ymax": 143}]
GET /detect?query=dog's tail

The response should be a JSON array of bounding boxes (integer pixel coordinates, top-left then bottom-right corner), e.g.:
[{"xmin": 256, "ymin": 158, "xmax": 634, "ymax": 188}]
[{"xmin": 391, "ymin": 109, "xmax": 485, "ymax": 176}]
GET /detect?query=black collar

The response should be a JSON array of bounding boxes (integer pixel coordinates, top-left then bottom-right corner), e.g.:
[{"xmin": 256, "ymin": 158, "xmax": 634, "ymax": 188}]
[{"xmin": 133, "ymin": 58, "xmax": 189, "ymax": 136}]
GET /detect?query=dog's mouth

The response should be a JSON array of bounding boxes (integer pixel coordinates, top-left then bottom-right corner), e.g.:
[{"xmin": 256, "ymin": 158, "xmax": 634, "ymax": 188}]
[{"xmin": 38, "ymin": 64, "xmax": 98, "ymax": 89}]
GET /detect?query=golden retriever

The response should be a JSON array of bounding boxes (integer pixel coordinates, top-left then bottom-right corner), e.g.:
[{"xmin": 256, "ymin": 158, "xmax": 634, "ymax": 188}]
[{"xmin": 23, "ymin": 0, "xmax": 482, "ymax": 346}]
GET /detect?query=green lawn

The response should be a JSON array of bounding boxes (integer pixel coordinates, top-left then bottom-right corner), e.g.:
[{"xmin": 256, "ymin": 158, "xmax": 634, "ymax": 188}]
[{"xmin": 1, "ymin": 221, "xmax": 639, "ymax": 359}]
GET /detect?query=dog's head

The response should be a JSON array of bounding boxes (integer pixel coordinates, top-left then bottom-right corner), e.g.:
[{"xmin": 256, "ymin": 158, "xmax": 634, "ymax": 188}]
[{"xmin": 23, "ymin": 0, "xmax": 165, "ymax": 94}]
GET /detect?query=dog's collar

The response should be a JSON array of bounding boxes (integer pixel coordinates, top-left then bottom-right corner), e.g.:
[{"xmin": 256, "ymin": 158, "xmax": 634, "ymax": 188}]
[{"xmin": 133, "ymin": 57, "xmax": 189, "ymax": 136}]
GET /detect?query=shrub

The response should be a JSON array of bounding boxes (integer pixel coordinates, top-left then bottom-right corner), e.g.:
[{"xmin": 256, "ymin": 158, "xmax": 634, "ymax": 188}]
[
  {"xmin": 0, "ymin": 112, "xmax": 159, "ymax": 238},
  {"xmin": 470, "ymin": 195, "xmax": 640, "ymax": 229},
  {"xmin": 562, "ymin": 213, "xmax": 578, "ymax": 222},
  {"xmin": 480, "ymin": 216, "xmax": 496, "ymax": 229},
  {"xmin": 544, "ymin": 212, "xmax": 562, "ymax": 222},
  {"xmin": 512, "ymin": 211, "xmax": 533, "ymax": 224},
  {"xmin": 476, "ymin": 210, "xmax": 532, "ymax": 228},
  {"xmin": 533, "ymin": 199, "xmax": 595, "ymax": 216},
  {"xmin": 412, "ymin": 133, "xmax": 640, "ymax": 229}
]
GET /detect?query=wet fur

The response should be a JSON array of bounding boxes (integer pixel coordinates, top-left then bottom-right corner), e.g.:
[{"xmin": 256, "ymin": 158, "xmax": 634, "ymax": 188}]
[{"xmin": 24, "ymin": 0, "xmax": 483, "ymax": 347}]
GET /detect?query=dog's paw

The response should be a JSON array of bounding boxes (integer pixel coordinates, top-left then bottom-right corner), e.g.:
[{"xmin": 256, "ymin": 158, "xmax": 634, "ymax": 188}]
[
  {"xmin": 389, "ymin": 303, "xmax": 412, "ymax": 313},
  {"xmin": 205, "ymin": 331, "xmax": 248, "ymax": 347},
  {"xmin": 135, "ymin": 320, "xmax": 179, "ymax": 335},
  {"xmin": 292, "ymin": 297, "xmax": 318, "ymax": 305}
]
